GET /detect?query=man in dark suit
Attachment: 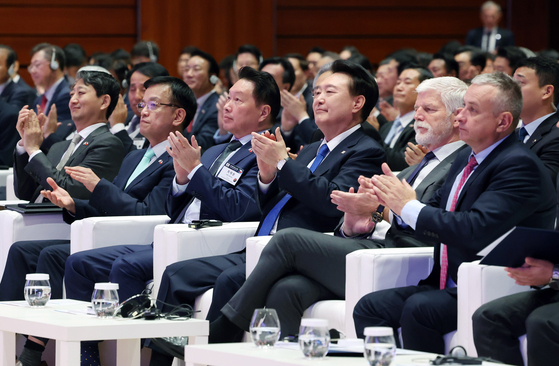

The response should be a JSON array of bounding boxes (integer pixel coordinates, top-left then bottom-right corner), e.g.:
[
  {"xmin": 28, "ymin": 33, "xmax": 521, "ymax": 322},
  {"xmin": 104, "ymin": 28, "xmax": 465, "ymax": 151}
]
[
  {"xmin": 182, "ymin": 49, "xmax": 220, "ymax": 153},
  {"xmin": 379, "ymin": 66, "xmax": 433, "ymax": 171},
  {"xmin": 204, "ymin": 77, "xmax": 468, "ymax": 348},
  {"xmin": 13, "ymin": 66, "xmax": 125, "ymax": 202},
  {"xmin": 514, "ymin": 56, "xmax": 559, "ymax": 185},
  {"xmin": 27, "ymin": 44, "xmax": 73, "ymax": 150},
  {"xmin": 0, "ymin": 45, "xmax": 36, "ymax": 110},
  {"xmin": 352, "ymin": 72, "xmax": 556, "ymax": 354},
  {"xmin": 0, "ymin": 99, "xmax": 18, "ymax": 167},
  {"xmin": 8, "ymin": 76, "xmax": 197, "ymax": 366},
  {"xmin": 64, "ymin": 67, "xmax": 277, "ymax": 311},
  {"xmin": 465, "ymin": 1, "xmax": 514, "ymax": 52}
]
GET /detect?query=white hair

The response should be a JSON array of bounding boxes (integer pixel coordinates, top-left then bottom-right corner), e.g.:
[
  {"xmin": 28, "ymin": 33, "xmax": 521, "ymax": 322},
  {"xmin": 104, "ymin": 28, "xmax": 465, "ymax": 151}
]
[
  {"xmin": 481, "ymin": 1, "xmax": 501, "ymax": 13},
  {"xmin": 415, "ymin": 77, "xmax": 468, "ymax": 117}
]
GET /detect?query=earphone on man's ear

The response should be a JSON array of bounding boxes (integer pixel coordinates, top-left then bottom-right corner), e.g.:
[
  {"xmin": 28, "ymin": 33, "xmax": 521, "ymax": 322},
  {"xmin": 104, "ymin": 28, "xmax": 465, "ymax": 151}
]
[
  {"xmin": 210, "ymin": 75, "xmax": 219, "ymax": 85},
  {"xmin": 50, "ymin": 47, "xmax": 59, "ymax": 70},
  {"xmin": 147, "ymin": 42, "xmax": 157, "ymax": 63},
  {"xmin": 7, "ymin": 63, "xmax": 15, "ymax": 77}
]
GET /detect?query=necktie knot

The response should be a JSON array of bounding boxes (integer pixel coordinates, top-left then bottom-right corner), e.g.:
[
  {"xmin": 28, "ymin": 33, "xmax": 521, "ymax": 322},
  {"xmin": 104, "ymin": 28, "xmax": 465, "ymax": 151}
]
[
  {"xmin": 309, "ymin": 144, "xmax": 330, "ymax": 173},
  {"xmin": 466, "ymin": 155, "xmax": 478, "ymax": 169},
  {"xmin": 144, "ymin": 148, "xmax": 156, "ymax": 161},
  {"xmin": 208, "ymin": 140, "xmax": 242, "ymax": 175},
  {"xmin": 518, "ymin": 127, "xmax": 528, "ymax": 142}
]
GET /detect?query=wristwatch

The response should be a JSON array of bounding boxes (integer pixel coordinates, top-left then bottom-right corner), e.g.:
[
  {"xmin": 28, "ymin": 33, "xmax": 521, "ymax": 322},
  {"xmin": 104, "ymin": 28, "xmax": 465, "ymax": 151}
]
[
  {"xmin": 277, "ymin": 156, "xmax": 290, "ymax": 170},
  {"xmin": 549, "ymin": 264, "xmax": 559, "ymax": 290},
  {"xmin": 371, "ymin": 205, "xmax": 385, "ymax": 223}
]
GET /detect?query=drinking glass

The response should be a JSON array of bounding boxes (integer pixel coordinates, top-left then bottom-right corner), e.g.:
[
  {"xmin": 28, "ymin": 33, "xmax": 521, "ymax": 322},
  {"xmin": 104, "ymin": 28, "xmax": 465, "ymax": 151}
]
[
  {"xmin": 299, "ymin": 318, "xmax": 330, "ymax": 358},
  {"xmin": 364, "ymin": 327, "xmax": 396, "ymax": 366},
  {"xmin": 249, "ymin": 308, "xmax": 281, "ymax": 347},
  {"xmin": 91, "ymin": 283, "xmax": 119, "ymax": 318},
  {"xmin": 24, "ymin": 273, "xmax": 51, "ymax": 307}
]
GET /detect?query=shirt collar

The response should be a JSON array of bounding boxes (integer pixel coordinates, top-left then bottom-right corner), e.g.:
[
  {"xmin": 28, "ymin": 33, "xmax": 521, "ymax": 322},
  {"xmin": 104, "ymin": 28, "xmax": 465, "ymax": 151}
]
[
  {"xmin": 397, "ymin": 110, "xmax": 415, "ymax": 128},
  {"xmin": 196, "ymin": 90, "xmax": 214, "ymax": 109},
  {"xmin": 231, "ymin": 132, "xmax": 255, "ymax": 146},
  {"xmin": 521, "ymin": 112, "xmax": 556, "ymax": 137},
  {"xmin": 44, "ymin": 76, "xmax": 65, "ymax": 102},
  {"xmin": 470, "ymin": 135, "xmax": 508, "ymax": 165},
  {"xmin": 321, "ymin": 124, "xmax": 361, "ymax": 153},
  {"xmin": 431, "ymin": 140, "xmax": 466, "ymax": 162},
  {"xmin": 77, "ymin": 122, "xmax": 105, "ymax": 140},
  {"xmin": 149, "ymin": 139, "xmax": 171, "ymax": 158}
]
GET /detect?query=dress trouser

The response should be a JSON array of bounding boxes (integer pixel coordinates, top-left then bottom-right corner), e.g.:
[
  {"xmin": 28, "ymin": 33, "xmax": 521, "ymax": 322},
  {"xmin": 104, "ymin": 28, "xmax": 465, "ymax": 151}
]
[
  {"xmin": 156, "ymin": 251, "xmax": 246, "ymax": 321},
  {"xmin": 0, "ymin": 240, "xmax": 70, "ymax": 301},
  {"xmin": 352, "ymin": 284, "xmax": 457, "ymax": 354},
  {"xmin": 221, "ymin": 228, "xmax": 380, "ymax": 337},
  {"xmin": 473, "ymin": 288, "xmax": 559, "ymax": 366},
  {"xmin": 64, "ymin": 244, "xmax": 153, "ymax": 302}
]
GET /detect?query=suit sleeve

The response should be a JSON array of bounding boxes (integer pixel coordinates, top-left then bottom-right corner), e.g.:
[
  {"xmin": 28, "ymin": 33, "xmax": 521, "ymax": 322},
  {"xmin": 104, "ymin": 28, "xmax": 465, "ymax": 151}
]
[
  {"xmin": 277, "ymin": 141, "xmax": 386, "ymax": 218},
  {"xmin": 24, "ymin": 134, "xmax": 125, "ymax": 200},
  {"xmin": 416, "ymin": 152, "xmax": 551, "ymax": 252},
  {"xmin": 381, "ymin": 131, "xmax": 416, "ymax": 171},
  {"xmin": 185, "ymin": 158, "xmax": 261, "ymax": 221},
  {"xmin": 114, "ymin": 129, "xmax": 138, "ymax": 154},
  {"xmin": 190, "ymin": 109, "xmax": 218, "ymax": 154}
]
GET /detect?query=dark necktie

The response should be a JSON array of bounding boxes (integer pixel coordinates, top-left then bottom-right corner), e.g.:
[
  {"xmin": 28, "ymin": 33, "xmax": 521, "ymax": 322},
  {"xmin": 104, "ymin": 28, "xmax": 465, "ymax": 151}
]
[
  {"xmin": 440, "ymin": 155, "xmax": 478, "ymax": 289},
  {"xmin": 257, "ymin": 144, "xmax": 330, "ymax": 236},
  {"xmin": 406, "ymin": 151, "xmax": 436, "ymax": 186},
  {"xmin": 518, "ymin": 127, "xmax": 528, "ymax": 143},
  {"xmin": 209, "ymin": 140, "xmax": 242, "ymax": 176},
  {"xmin": 484, "ymin": 30, "xmax": 492, "ymax": 51}
]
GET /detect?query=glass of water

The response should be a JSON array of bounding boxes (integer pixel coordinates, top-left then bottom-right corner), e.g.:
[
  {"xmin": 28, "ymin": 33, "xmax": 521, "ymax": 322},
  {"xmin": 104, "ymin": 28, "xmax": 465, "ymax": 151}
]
[
  {"xmin": 24, "ymin": 273, "xmax": 51, "ymax": 307},
  {"xmin": 364, "ymin": 327, "xmax": 396, "ymax": 366},
  {"xmin": 249, "ymin": 308, "xmax": 281, "ymax": 347},
  {"xmin": 91, "ymin": 283, "xmax": 119, "ymax": 318},
  {"xmin": 299, "ymin": 318, "xmax": 330, "ymax": 358}
]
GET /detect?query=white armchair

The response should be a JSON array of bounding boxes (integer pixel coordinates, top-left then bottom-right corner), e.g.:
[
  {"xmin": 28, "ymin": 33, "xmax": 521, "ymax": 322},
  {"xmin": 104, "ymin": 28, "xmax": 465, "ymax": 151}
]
[
  {"xmin": 456, "ymin": 261, "xmax": 531, "ymax": 363},
  {"xmin": 69, "ymin": 215, "xmax": 170, "ymax": 254},
  {"xmin": 0, "ymin": 209, "xmax": 69, "ymax": 282},
  {"xmin": 0, "ymin": 170, "xmax": 13, "ymax": 200},
  {"xmin": 152, "ymin": 221, "xmax": 260, "ymax": 310}
]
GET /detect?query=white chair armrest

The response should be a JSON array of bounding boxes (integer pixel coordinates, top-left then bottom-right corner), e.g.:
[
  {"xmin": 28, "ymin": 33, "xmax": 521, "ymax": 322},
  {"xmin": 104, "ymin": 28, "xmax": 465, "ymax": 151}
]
[
  {"xmin": 0, "ymin": 209, "xmax": 70, "ymax": 282},
  {"xmin": 5, "ymin": 172, "xmax": 16, "ymax": 200},
  {"xmin": 70, "ymin": 215, "xmax": 170, "ymax": 254},
  {"xmin": 245, "ymin": 236, "xmax": 273, "ymax": 277},
  {"xmin": 152, "ymin": 222, "xmax": 259, "ymax": 298},
  {"xmin": 344, "ymin": 247, "xmax": 434, "ymax": 338},
  {"xmin": 456, "ymin": 261, "xmax": 533, "ymax": 356}
]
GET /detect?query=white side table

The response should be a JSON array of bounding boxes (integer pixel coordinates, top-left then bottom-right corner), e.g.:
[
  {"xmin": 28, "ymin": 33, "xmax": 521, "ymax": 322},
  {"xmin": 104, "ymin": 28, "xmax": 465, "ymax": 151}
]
[{"xmin": 0, "ymin": 300, "xmax": 208, "ymax": 366}]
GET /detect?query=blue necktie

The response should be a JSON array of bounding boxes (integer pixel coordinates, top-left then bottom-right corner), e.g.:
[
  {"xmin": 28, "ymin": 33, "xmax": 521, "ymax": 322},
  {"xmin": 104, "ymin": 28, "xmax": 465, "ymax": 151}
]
[
  {"xmin": 406, "ymin": 151, "xmax": 436, "ymax": 186},
  {"xmin": 518, "ymin": 127, "xmax": 528, "ymax": 143},
  {"xmin": 384, "ymin": 118, "xmax": 403, "ymax": 146},
  {"xmin": 257, "ymin": 144, "xmax": 330, "ymax": 236},
  {"xmin": 126, "ymin": 148, "xmax": 155, "ymax": 188}
]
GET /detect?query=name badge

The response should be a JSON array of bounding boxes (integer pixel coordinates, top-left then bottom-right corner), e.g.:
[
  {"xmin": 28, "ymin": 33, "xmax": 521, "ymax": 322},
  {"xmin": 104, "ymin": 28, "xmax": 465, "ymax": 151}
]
[
  {"xmin": 217, "ymin": 163, "xmax": 243, "ymax": 186},
  {"xmin": 133, "ymin": 137, "xmax": 146, "ymax": 150}
]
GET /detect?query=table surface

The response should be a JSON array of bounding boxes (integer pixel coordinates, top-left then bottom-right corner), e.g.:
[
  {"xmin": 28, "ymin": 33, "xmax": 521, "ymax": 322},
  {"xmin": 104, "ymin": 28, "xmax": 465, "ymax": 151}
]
[
  {"xmin": 0, "ymin": 299, "xmax": 208, "ymax": 341},
  {"xmin": 183, "ymin": 342, "xmax": 510, "ymax": 366}
]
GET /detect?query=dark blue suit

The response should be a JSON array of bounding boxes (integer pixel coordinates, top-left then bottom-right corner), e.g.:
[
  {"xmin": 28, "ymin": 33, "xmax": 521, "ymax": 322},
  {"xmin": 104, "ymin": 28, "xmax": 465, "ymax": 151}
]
[
  {"xmin": 0, "ymin": 147, "xmax": 173, "ymax": 301},
  {"xmin": 64, "ymin": 140, "xmax": 261, "ymax": 302},
  {"xmin": 353, "ymin": 133, "xmax": 556, "ymax": 353},
  {"xmin": 1, "ymin": 80, "xmax": 36, "ymax": 110},
  {"xmin": 185, "ymin": 92, "xmax": 219, "ymax": 154},
  {"xmin": 0, "ymin": 99, "xmax": 18, "ymax": 168},
  {"xmin": 155, "ymin": 126, "xmax": 387, "ymax": 327},
  {"xmin": 465, "ymin": 27, "xmax": 515, "ymax": 50}
]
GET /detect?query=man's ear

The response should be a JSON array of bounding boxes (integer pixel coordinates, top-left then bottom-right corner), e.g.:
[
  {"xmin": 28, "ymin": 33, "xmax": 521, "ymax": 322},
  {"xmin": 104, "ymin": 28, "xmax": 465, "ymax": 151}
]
[
  {"xmin": 496, "ymin": 111, "xmax": 514, "ymax": 132},
  {"xmin": 101, "ymin": 95, "xmax": 111, "ymax": 111},
  {"xmin": 173, "ymin": 108, "xmax": 187, "ymax": 127},
  {"xmin": 258, "ymin": 104, "xmax": 271, "ymax": 123},
  {"xmin": 351, "ymin": 95, "xmax": 366, "ymax": 114},
  {"xmin": 542, "ymin": 84, "xmax": 554, "ymax": 102}
]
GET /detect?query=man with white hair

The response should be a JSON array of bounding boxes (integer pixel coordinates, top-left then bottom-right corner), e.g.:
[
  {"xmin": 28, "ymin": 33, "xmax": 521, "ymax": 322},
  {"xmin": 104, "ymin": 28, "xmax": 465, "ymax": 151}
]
[
  {"xmin": 465, "ymin": 1, "xmax": 515, "ymax": 52},
  {"xmin": 353, "ymin": 72, "xmax": 555, "ymax": 354}
]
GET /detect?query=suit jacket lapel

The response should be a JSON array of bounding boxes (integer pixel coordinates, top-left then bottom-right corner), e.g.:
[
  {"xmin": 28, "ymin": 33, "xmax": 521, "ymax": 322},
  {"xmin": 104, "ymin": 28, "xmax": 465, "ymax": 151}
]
[
  {"xmin": 312, "ymin": 127, "xmax": 362, "ymax": 176},
  {"xmin": 65, "ymin": 126, "xmax": 106, "ymax": 166},
  {"xmin": 125, "ymin": 151, "xmax": 172, "ymax": 191},
  {"xmin": 226, "ymin": 143, "xmax": 253, "ymax": 167},
  {"xmin": 526, "ymin": 113, "xmax": 559, "ymax": 149}
]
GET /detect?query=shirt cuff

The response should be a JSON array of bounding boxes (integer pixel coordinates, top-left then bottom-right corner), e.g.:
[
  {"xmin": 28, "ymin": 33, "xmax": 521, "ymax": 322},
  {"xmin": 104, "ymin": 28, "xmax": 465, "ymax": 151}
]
[
  {"xmin": 172, "ymin": 176, "xmax": 188, "ymax": 196},
  {"xmin": 16, "ymin": 142, "xmax": 26, "ymax": 155},
  {"xmin": 400, "ymin": 200, "xmax": 426, "ymax": 230},
  {"xmin": 258, "ymin": 172, "xmax": 275, "ymax": 194},
  {"xmin": 28, "ymin": 150, "xmax": 43, "ymax": 162},
  {"xmin": 298, "ymin": 116, "xmax": 310, "ymax": 124},
  {"xmin": 281, "ymin": 128, "xmax": 293, "ymax": 137},
  {"xmin": 188, "ymin": 163, "xmax": 203, "ymax": 180},
  {"xmin": 110, "ymin": 123, "xmax": 126, "ymax": 134}
]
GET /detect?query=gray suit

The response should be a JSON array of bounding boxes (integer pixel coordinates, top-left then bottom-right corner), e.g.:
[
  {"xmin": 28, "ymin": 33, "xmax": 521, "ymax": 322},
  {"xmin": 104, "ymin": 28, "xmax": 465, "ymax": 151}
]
[
  {"xmin": 221, "ymin": 143, "xmax": 466, "ymax": 337},
  {"xmin": 14, "ymin": 125, "xmax": 126, "ymax": 201}
]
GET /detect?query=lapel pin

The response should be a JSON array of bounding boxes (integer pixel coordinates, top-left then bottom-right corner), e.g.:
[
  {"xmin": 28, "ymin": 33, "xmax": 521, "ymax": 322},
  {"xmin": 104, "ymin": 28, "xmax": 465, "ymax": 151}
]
[
  {"xmin": 248, "ymin": 148, "xmax": 253, "ymax": 153},
  {"xmin": 67, "ymin": 122, "xmax": 72, "ymax": 126},
  {"xmin": 158, "ymin": 159, "xmax": 163, "ymax": 164},
  {"xmin": 341, "ymin": 150, "xmax": 346, "ymax": 154},
  {"xmin": 201, "ymin": 109, "xmax": 206, "ymax": 114},
  {"xmin": 84, "ymin": 142, "xmax": 89, "ymax": 146}
]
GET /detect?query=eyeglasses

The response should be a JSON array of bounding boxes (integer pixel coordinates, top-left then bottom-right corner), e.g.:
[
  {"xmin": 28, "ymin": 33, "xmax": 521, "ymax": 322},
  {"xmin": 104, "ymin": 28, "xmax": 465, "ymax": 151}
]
[
  {"xmin": 27, "ymin": 61, "xmax": 48, "ymax": 72},
  {"xmin": 137, "ymin": 101, "xmax": 180, "ymax": 111}
]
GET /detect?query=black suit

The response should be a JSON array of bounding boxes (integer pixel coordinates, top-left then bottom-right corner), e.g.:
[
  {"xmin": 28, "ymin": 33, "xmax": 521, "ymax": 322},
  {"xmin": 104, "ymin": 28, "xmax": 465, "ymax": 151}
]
[
  {"xmin": 0, "ymin": 80, "xmax": 36, "ymax": 110},
  {"xmin": 13, "ymin": 124, "xmax": 126, "ymax": 201},
  {"xmin": 465, "ymin": 27, "xmax": 515, "ymax": 50},
  {"xmin": 519, "ymin": 112, "xmax": 559, "ymax": 186},
  {"xmin": 155, "ymin": 127, "xmax": 386, "ymax": 328},
  {"xmin": 32, "ymin": 78, "xmax": 71, "ymax": 122},
  {"xmin": 185, "ymin": 92, "xmax": 219, "ymax": 153},
  {"xmin": 353, "ymin": 133, "xmax": 555, "ymax": 354},
  {"xmin": 379, "ymin": 119, "xmax": 416, "ymax": 171},
  {"xmin": 0, "ymin": 99, "xmax": 18, "ymax": 167}
]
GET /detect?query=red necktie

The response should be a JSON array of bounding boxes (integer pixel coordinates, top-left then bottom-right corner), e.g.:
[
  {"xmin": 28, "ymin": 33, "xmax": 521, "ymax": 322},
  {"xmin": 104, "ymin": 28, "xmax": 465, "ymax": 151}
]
[
  {"xmin": 440, "ymin": 155, "xmax": 478, "ymax": 289},
  {"xmin": 40, "ymin": 95, "xmax": 48, "ymax": 113}
]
